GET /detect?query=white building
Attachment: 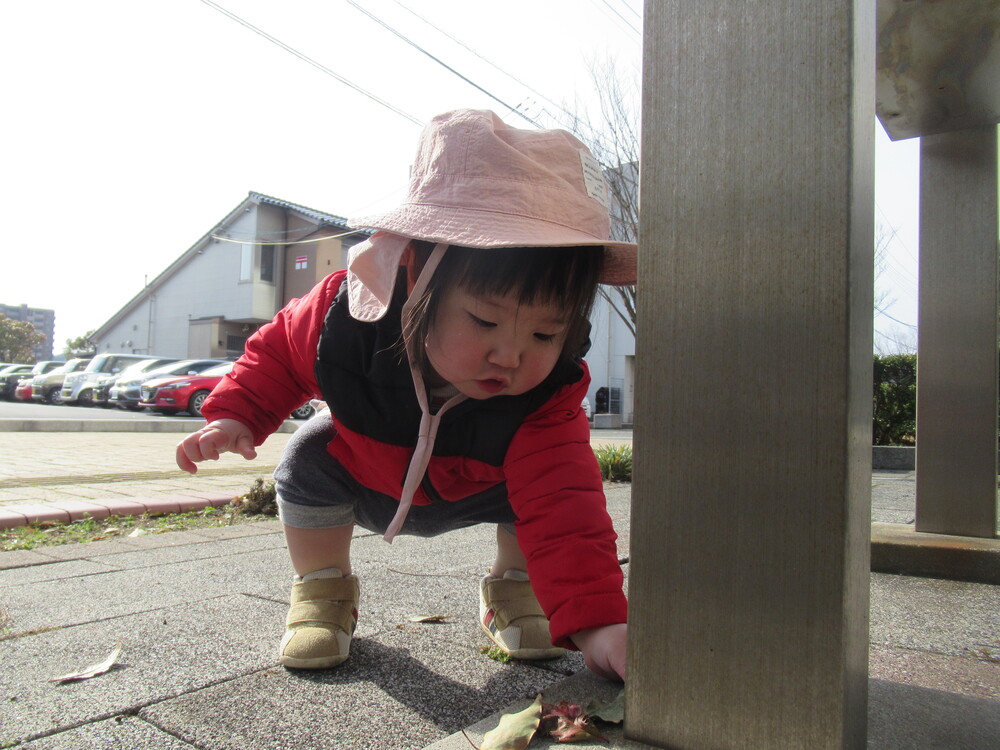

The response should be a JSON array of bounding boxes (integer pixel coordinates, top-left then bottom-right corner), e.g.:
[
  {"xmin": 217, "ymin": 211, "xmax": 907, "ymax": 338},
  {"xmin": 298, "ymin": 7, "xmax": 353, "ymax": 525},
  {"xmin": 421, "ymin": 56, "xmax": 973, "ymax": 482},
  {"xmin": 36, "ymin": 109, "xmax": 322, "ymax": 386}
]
[
  {"xmin": 93, "ymin": 190, "xmax": 636, "ymax": 423},
  {"xmin": 93, "ymin": 192, "xmax": 367, "ymax": 361}
]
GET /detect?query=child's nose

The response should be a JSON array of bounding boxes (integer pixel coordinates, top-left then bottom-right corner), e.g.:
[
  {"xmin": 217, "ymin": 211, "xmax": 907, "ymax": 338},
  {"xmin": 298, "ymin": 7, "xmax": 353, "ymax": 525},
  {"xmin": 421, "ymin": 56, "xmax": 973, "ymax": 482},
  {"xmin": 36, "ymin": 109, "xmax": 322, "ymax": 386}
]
[{"xmin": 487, "ymin": 339, "xmax": 521, "ymax": 368}]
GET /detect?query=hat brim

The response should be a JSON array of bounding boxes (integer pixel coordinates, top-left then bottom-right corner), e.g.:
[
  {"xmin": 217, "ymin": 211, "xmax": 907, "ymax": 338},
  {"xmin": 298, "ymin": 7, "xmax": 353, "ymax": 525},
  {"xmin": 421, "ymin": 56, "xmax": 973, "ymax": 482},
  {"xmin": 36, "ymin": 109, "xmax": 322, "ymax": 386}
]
[{"xmin": 349, "ymin": 202, "xmax": 637, "ymax": 286}]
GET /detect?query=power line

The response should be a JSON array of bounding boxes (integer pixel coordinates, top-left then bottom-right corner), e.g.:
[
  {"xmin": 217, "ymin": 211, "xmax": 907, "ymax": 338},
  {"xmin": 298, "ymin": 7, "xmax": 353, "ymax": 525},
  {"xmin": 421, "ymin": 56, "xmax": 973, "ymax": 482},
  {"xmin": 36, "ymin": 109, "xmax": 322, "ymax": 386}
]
[
  {"xmin": 212, "ymin": 228, "xmax": 368, "ymax": 246},
  {"xmin": 386, "ymin": 0, "xmax": 582, "ymax": 130},
  {"xmin": 875, "ymin": 308, "xmax": 917, "ymax": 330},
  {"xmin": 617, "ymin": 0, "xmax": 643, "ymax": 21},
  {"xmin": 587, "ymin": 0, "xmax": 642, "ymax": 40},
  {"xmin": 198, "ymin": 0, "xmax": 423, "ymax": 126},
  {"xmin": 343, "ymin": 0, "xmax": 543, "ymax": 128}
]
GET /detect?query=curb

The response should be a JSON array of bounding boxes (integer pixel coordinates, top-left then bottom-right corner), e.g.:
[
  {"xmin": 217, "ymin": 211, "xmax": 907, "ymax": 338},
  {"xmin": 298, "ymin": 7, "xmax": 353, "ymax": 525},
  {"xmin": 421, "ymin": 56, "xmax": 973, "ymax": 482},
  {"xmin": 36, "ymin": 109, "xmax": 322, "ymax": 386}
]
[
  {"xmin": 0, "ymin": 418, "xmax": 300, "ymax": 433},
  {"xmin": 0, "ymin": 492, "xmax": 238, "ymax": 530},
  {"xmin": 871, "ymin": 522, "xmax": 1000, "ymax": 586}
]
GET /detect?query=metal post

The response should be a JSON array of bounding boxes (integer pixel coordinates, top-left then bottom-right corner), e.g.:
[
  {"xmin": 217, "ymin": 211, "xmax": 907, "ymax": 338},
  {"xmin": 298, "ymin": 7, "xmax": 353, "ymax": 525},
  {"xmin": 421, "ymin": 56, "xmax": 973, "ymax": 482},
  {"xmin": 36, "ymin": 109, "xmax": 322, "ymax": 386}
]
[
  {"xmin": 916, "ymin": 126, "xmax": 999, "ymax": 538},
  {"xmin": 627, "ymin": 2, "xmax": 874, "ymax": 747}
]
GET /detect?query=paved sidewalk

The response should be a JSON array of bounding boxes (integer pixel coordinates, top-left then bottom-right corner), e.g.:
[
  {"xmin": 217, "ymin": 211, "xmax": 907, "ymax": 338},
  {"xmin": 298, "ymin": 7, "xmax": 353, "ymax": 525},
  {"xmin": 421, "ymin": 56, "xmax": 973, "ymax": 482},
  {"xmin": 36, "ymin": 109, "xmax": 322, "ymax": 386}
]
[
  {"xmin": 1, "ymin": 425, "xmax": 998, "ymax": 748},
  {"xmin": 0, "ymin": 427, "xmax": 632, "ymax": 528}
]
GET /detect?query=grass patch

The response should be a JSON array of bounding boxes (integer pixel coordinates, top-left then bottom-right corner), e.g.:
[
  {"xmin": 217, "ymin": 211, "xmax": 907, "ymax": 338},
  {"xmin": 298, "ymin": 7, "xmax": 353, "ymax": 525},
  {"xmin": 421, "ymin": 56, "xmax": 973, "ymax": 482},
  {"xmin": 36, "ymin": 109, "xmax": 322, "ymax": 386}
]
[
  {"xmin": 594, "ymin": 443, "xmax": 632, "ymax": 483},
  {"xmin": 480, "ymin": 645, "xmax": 512, "ymax": 663},
  {"xmin": 1, "ymin": 482, "xmax": 279, "ymax": 552}
]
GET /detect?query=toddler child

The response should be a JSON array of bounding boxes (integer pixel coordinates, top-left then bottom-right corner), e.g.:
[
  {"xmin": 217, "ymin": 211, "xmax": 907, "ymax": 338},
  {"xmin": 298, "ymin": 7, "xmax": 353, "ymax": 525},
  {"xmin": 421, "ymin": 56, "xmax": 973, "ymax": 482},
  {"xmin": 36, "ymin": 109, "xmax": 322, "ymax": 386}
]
[{"xmin": 176, "ymin": 109, "xmax": 636, "ymax": 681}]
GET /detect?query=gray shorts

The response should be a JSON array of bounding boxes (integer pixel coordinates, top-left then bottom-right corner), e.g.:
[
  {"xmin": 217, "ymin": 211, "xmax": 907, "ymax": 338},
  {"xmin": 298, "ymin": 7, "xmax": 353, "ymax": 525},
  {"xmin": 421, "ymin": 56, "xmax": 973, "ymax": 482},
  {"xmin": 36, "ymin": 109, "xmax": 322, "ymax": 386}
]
[{"xmin": 274, "ymin": 413, "xmax": 517, "ymax": 537}]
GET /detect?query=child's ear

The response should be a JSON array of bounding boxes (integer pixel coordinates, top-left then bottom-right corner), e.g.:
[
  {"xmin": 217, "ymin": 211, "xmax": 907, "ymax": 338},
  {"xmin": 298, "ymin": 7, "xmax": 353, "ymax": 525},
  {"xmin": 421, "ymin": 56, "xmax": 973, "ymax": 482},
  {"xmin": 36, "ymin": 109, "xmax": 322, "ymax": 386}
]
[{"xmin": 403, "ymin": 240, "xmax": 436, "ymax": 295}]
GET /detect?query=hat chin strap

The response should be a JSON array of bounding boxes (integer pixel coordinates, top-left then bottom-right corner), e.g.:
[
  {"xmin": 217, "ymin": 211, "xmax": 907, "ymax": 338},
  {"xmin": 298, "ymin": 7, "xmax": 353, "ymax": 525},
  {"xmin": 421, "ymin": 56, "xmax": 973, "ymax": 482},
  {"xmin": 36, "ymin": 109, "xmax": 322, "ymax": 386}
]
[{"xmin": 384, "ymin": 242, "xmax": 467, "ymax": 543}]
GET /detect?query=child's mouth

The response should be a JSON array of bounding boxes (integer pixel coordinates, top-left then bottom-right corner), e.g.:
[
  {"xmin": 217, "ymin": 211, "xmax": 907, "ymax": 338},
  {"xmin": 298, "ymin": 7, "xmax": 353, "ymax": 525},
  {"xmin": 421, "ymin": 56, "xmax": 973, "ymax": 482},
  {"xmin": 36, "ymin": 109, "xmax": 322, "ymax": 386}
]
[{"xmin": 476, "ymin": 378, "xmax": 506, "ymax": 394}]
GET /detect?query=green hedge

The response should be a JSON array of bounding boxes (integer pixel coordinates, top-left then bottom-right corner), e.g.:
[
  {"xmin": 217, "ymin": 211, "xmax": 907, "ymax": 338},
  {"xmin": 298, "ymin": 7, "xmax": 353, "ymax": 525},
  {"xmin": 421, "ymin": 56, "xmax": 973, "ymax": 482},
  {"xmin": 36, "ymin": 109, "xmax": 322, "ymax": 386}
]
[{"xmin": 872, "ymin": 353, "xmax": 916, "ymax": 446}]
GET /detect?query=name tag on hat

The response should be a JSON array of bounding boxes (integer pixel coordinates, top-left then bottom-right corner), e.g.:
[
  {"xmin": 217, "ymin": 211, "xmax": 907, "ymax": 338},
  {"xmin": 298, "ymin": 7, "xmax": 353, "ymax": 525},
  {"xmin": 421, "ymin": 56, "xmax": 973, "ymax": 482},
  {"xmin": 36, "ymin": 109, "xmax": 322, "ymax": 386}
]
[{"xmin": 580, "ymin": 151, "xmax": 610, "ymax": 209}]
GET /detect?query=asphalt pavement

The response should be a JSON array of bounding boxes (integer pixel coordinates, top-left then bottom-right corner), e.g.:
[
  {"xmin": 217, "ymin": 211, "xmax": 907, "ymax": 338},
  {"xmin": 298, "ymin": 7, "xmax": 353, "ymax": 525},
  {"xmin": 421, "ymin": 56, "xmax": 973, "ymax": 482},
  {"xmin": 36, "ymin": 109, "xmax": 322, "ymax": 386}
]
[{"xmin": 0, "ymin": 414, "xmax": 997, "ymax": 749}]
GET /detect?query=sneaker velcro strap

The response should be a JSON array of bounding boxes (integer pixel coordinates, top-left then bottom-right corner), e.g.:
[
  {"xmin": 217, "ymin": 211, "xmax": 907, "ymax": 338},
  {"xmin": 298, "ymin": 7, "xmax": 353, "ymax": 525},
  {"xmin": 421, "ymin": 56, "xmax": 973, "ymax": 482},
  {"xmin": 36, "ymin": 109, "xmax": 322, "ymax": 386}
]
[
  {"xmin": 485, "ymin": 579, "xmax": 546, "ymax": 630},
  {"xmin": 491, "ymin": 597, "xmax": 546, "ymax": 630},
  {"xmin": 291, "ymin": 576, "xmax": 360, "ymax": 604},
  {"xmin": 286, "ymin": 600, "xmax": 356, "ymax": 633}
]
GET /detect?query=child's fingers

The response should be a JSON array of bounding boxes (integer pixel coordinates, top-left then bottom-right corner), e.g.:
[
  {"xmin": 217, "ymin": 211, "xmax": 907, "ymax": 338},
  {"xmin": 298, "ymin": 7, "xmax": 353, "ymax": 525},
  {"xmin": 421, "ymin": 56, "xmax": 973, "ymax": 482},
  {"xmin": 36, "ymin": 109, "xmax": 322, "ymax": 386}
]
[
  {"xmin": 175, "ymin": 428, "xmax": 231, "ymax": 473},
  {"xmin": 234, "ymin": 433, "xmax": 258, "ymax": 461}
]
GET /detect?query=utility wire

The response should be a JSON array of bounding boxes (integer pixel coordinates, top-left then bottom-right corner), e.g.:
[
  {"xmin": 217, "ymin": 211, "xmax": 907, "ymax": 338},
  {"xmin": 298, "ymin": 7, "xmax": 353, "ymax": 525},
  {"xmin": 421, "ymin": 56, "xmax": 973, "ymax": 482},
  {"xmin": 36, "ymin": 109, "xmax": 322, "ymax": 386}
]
[
  {"xmin": 198, "ymin": 0, "xmax": 423, "ymax": 126},
  {"xmin": 588, "ymin": 0, "xmax": 642, "ymax": 40},
  {"xmin": 598, "ymin": 0, "xmax": 642, "ymax": 35},
  {"xmin": 386, "ymin": 0, "xmax": 581, "ymax": 130},
  {"xmin": 212, "ymin": 228, "xmax": 368, "ymax": 246},
  {"xmin": 343, "ymin": 0, "xmax": 543, "ymax": 128},
  {"xmin": 617, "ymin": 0, "xmax": 643, "ymax": 21}
]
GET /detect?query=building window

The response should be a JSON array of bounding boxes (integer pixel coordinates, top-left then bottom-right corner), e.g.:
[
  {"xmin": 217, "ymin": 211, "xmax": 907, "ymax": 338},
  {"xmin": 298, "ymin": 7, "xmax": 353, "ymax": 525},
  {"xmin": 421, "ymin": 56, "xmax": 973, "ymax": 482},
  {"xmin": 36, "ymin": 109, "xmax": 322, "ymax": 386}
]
[
  {"xmin": 260, "ymin": 244, "xmax": 275, "ymax": 283},
  {"xmin": 295, "ymin": 254, "xmax": 308, "ymax": 270},
  {"xmin": 226, "ymin": 334, "xmax": 248, "ymax": 355},
  {"xmin": 240, "ymin": 244, "xmax": 252, "ymax": 281}
]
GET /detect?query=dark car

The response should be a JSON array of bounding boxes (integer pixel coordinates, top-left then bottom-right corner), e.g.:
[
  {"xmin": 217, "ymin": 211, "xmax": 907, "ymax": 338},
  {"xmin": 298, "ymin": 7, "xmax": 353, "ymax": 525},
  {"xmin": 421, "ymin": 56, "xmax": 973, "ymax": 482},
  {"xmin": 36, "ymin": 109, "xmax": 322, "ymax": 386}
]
[
  {"xmin": 139, "ymin": 362, "xmax": 315, "ymax": 420},
  {"xmin": 0, "ymin": 364, "xmax": 36, "ymax": 400},
  {"xmin": 1, "ymin": 361, "xmax": 62, "ymax": 399}
]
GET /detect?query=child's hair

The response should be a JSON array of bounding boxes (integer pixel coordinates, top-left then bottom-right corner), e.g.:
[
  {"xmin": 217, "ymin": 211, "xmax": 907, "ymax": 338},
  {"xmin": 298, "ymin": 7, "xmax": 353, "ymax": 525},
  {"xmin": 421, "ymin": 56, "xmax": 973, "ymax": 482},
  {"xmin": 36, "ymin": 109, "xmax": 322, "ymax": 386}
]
[{"xmin": 403, "ymin": 240, "xmax": 604, "ymax": 379}]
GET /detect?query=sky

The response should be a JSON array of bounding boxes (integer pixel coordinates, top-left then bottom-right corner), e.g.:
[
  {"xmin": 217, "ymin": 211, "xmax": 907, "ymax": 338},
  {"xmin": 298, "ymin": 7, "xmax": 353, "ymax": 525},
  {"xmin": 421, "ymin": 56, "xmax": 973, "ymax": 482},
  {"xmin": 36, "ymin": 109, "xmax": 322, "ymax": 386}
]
[{"xmin": 1, "ymin": 0, "xmax": 919, "ymax": 354}]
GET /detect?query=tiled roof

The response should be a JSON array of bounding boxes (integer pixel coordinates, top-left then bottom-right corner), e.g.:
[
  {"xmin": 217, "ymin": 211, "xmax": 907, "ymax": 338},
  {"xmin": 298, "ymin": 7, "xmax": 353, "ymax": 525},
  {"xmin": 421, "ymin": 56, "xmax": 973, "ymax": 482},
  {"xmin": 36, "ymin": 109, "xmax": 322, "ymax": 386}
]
[{"xmin": 250, "ymin": 191, "xmax": 352, "ymax": 228}]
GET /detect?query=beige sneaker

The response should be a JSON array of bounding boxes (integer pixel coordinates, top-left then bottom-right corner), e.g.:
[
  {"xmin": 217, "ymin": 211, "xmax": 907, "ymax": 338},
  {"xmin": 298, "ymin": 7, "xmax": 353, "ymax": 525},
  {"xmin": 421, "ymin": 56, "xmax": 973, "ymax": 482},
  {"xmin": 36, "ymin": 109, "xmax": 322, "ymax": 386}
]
[
  {"xmin": 480, "ymin": 570, "xmax": 566, "ymax": 660},
  {"xmin": 279, "ymin": 568, "xmax": 360, "ymax": 669}
]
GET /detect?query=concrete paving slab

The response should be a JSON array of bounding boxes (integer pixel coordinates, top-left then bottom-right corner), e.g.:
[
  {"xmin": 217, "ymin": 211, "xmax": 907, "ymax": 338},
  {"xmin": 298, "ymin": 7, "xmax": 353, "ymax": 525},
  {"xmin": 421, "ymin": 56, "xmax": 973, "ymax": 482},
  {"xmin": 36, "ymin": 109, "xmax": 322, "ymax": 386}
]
[
  {"xmin": 427, "ymin": 669, "xmax": 1000, "ymax": 750},
  {"xmin": 1, "ymin": 546, "xmax": 292, "ymax": 633},
  {"xmin": 83, "ymin": 532, "xmax": 288, "ymax": 571},
  {"xmin": 183, "ymin": 519, "xmax": 284, "ymax": 541},
  {"xmin": 870, "ymin": 573, "xmax": 1000, "ymax": 658},
  {"xmin": 1, "ymin": 557, "xmax": 120, "ymax": 587},
  {"xmin": 0, "ymin": 594, "xmax": 285, "ymax": 745},
  {"xmin": 870, "ymin": 644, "xmax": 999, "ymax": 700},
  {"xmin": 17, "ymin": 538, "xmax": 168, "ymax": 562},
  {"xmin": 16, "ymin": 716, "xmax": 201, "ymax": 749},
  {"xmin": 0, "ymin": 548, "xmax": 55, "ymax": 569},
  {"xmin": 425, "ymin": 670, "xmax": 639, "ymax": 750},
  {"xmin": 868, "ymin": 679, "xmax": 1000, "ymax": 750},
  {"xmin": 142, "ymin": 628, "xmax": 571, "ymax": 750}
]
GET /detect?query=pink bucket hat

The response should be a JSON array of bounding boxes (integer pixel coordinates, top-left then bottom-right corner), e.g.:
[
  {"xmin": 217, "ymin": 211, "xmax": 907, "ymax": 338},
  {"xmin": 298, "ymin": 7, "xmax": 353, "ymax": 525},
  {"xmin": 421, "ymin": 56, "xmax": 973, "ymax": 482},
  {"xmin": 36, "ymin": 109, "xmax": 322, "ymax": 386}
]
[{"xmin": 345, "ymin": 109, "xmax": 637, "ymax": 322}]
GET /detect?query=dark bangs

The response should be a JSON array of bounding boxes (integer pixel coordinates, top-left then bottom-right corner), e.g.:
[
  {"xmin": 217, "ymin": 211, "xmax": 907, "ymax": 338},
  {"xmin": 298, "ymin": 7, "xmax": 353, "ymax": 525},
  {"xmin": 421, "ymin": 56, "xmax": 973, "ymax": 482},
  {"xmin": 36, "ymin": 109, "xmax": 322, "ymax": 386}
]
[{"xmin": 403, "ymin": 242, "xmax": 604, "ymax": 376}]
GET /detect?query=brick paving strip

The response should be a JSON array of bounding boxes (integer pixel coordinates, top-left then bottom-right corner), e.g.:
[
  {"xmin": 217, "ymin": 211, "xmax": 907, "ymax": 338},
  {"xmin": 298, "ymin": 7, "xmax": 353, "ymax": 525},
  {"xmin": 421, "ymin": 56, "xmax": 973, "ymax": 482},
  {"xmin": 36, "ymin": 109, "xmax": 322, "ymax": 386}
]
[{"xmin": 0, "ymin": 465, "xmax": 276, "ymax": 488}]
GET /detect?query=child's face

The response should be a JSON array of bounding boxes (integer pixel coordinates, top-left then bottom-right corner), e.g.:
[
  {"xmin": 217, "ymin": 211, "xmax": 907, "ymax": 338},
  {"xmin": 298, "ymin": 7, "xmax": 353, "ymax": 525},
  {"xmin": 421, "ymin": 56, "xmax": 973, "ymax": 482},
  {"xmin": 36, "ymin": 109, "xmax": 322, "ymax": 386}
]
[{"xmin": 424, "ymin": 285, "xmax": 568, "ymax": 399}]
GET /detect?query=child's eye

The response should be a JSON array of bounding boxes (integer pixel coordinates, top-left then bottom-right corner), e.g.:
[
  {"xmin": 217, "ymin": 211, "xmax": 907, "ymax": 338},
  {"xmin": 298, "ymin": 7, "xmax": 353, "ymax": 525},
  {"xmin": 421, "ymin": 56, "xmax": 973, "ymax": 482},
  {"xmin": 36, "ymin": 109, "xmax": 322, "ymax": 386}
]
[
  {"xmin": 468, "ymin": 313, "xmax": 496, "ymax": 328},
  {"xmin": 534, "ymin": 332, "xmax": 558, "ymax": 342}
]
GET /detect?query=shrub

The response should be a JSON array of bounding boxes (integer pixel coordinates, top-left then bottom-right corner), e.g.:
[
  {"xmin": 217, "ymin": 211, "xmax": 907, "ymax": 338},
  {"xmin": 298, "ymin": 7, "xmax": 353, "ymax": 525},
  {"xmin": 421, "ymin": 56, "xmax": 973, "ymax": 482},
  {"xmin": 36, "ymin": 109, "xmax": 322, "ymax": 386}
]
[
  {"xmin": 234, "ymin": 478, "xmax": 278, "ymax": 516},
  {"xmin": 594, "ymin": 444, "xmax": 632, "ymax": 482},
  {"xmin": 872, "ymin": 353, "xmax": 916, "ymax": 446}
]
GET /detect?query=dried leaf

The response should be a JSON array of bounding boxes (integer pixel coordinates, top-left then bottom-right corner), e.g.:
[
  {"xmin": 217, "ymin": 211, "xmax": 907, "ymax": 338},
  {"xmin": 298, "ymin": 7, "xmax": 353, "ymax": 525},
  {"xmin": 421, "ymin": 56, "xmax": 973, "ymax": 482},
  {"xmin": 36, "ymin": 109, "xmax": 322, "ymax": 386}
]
[
  {"xmin": 405, "ymin": 614, "xmax": 454, "ymax": 623},
  {"xmin": 586, "ymin": 689, "xmax": 625, "ymax": 724},
  {"xmin": 481, "ymin": 694, "xmax": 543, "ymax": 750},
  {"xmin": 127, "ymin": 528, "xmax": 148, "ymax": 538},
  {"xmin": 50, "ymin": 643, "xmax": 122, "ymax": 683},
  {"xmin": 543, "ymin": 701, "xmax": 607, "ymax": 743}
]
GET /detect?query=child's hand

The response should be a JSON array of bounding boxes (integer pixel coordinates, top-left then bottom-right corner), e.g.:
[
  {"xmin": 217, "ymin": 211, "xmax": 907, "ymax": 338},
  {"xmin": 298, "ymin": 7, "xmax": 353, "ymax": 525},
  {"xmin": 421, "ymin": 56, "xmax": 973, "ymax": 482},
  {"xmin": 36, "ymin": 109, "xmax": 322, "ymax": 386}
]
[
  {"xmin": 570, "ymin": 623, "xmax": 627, "ymax": 682},
  {"xmin": 176, "ymin": 419, "xmax": 257, "ymax": 474}
]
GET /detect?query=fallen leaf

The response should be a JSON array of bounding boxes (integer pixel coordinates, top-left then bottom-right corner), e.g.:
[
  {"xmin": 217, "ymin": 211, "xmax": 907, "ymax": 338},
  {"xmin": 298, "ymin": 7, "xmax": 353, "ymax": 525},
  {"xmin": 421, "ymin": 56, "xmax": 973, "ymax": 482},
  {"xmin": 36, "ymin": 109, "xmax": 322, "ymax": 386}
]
[
  {"xmin": 586, "ymin": 689, "xmax": 625, "ymax": 724},
  {"xmin": 128, "ymin": 528, "xmax": 148, "ymax": 538},
  {"xmin": 405, "ymin": 614, "xmax": 454, "ymax": 623},
  {"xmin": 543, "ymin": 701, "xmax": 607, "ymax": 743},
  {"xmin": 481, "ymin": 694, "xmax": 543, "ymax": 750},
  {"xmin": 50, "ymin": 643, "xmax": 122, "ymax": 683}
]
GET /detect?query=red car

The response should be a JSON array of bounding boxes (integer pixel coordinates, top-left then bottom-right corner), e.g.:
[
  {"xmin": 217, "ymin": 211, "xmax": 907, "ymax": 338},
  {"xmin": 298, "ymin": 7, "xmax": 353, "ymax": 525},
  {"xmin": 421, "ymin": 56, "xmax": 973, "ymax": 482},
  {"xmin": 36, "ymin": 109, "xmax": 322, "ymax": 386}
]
[
  {"xmin": 138, "ymin": 362, "xmax": 234, "ymax": 417},
  {"xmin": 138, "ymin": 362, "xmax": 315, "ymax": 420},
  {"xmin": 14, "ymin": 378, "xmax": 33, "ymax": 401}
]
